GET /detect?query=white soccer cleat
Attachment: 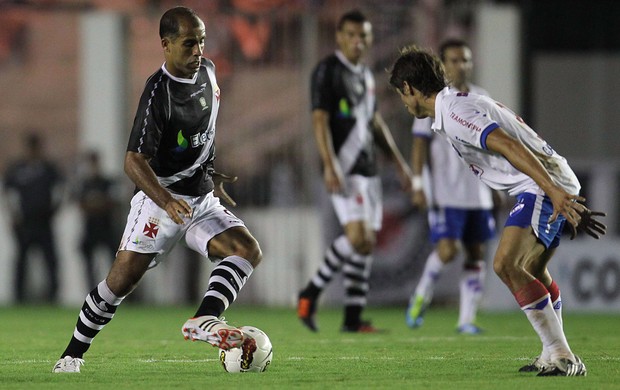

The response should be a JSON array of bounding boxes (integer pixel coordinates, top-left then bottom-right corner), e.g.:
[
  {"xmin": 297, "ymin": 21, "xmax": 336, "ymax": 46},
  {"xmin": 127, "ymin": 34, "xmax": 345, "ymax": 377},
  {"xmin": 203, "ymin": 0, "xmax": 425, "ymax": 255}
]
[
  {"xmin": 52, "ymin": 356, "xmax": 84, "ymax": 373},
  {"xmin": 181, "ymin": 315, "xmax": 244, "ymax": 350}
]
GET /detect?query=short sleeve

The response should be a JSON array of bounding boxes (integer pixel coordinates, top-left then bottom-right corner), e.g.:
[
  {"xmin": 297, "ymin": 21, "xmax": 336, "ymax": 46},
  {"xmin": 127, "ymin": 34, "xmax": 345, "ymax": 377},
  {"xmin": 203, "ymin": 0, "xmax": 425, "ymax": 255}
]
[
  {"xmin": 127, "ymin": 77, "xmax": 167, "ymax": 157},
  {"xmin": 443, "ymin": 96, "xmax": 499, "ymax": 150},
  {"xmin": 310, "ymin": 61, "xmax": 333, "ymax": 112}
]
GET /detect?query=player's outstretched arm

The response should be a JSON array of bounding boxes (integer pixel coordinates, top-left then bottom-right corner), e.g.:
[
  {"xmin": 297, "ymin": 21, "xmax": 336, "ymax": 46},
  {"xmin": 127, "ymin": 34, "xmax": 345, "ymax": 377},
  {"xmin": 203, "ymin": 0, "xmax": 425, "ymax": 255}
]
[
  {"xmin": 485, "ymin": 135, "xmax": 606, "ymax": 240},
  {"xmin": 484, "ymin": 127, "xmax": 584, "ymax": 229}
]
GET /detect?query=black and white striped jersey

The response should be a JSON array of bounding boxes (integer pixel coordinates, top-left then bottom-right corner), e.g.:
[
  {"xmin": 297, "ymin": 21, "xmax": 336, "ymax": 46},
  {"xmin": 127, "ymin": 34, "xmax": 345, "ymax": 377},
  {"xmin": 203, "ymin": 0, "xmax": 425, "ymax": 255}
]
[
  {"xmin": 310, "ymin": 50, "xmax": 378, "ymax": 177},
  {"xmin": 127, "ymin": 57, "xmax": 219, "ymax": 196}
]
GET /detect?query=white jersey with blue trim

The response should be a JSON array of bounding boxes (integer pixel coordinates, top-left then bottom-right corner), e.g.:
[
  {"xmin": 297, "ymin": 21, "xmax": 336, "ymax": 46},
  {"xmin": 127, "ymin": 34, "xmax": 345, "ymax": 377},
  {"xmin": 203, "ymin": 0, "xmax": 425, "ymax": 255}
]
[
  {"xmin": 412, "ymin": 83, "xmax": 493, "ymax": 209},
  {"xmin": 431, "ymin": 87, "xmax": 580, "ymax": 197}
]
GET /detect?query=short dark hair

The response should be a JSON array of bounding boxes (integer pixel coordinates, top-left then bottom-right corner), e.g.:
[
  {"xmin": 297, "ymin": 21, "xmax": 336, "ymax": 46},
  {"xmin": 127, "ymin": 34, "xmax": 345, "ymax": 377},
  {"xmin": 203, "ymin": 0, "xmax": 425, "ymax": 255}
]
[
  {"xmin": 159, "ymin": 6, "xmax": 200, "ymax": 39},
  {"xmin": 389, "ymin": 45, "xmax": 447, "ymax": 97},
  {"xmin": 438, "ymin": 38, "xmax": 470, "ymax": 61},
  {"xmin": 337, "ymin": 9, "xmax": 367, "ymax": 31}
]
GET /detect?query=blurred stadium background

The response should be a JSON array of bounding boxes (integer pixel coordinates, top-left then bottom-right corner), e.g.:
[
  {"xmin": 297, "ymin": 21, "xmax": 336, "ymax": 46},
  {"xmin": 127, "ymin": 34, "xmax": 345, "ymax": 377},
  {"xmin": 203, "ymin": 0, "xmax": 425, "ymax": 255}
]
[{"xmin": 0, "ymin": 0, "xmax": 619, "ymax": 312}]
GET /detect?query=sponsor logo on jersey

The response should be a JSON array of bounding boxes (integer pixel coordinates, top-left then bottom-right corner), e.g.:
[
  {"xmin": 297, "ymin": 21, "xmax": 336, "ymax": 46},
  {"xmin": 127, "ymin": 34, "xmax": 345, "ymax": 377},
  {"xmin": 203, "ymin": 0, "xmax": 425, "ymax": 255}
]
[
  {"xmin": 190, "ymin": 127, "xmax": 214, "ymax": 148},
  {"xmin": 449, "ymin": 111, "xmax": 482, "ymax": 132},
  {"xmin": 173, "ymin": 130, "xmax": 189, "ymax": 152},
  {"xmin": 353, "ymin": 81, "xmax": 363, "ymax": 95},
  {"xmin": 199, "ymin": 96, "xmax": 208, "ymax": 110},
  {"xmin": 338, "ymin": 98, "xmax": 351, "ymax": 118},
  {"xmin": 542, "ymin": 143, "xmax": 555, "ymax": 156},
  {"xmin": 172, "ymin": 128, "xmax": 213, "ymax": 151},
  {"xmin": 190, "ymin": 83, "xmax": 208, "ymax": 98}
]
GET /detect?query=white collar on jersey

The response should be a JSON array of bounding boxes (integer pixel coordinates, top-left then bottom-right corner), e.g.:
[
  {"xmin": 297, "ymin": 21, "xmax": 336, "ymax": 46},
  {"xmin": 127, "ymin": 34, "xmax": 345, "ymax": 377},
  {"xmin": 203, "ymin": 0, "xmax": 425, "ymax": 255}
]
[
  {"xmin": 161, "ymin": 62, "xmax": 199, "ymax": 84},
  {"xmin": 335, "ymin": 50, "xmax": 364, "ymax": 74},
  {"xmin": 431, "ymin": 86, "xmax": 452, "ymax": 131}
]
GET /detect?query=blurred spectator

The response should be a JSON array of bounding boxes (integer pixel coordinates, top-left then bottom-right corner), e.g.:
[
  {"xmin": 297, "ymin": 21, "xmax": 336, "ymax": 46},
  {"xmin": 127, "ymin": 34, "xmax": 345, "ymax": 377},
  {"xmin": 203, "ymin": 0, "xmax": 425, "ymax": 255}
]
[
  {"xmin": 0, "ymin": 10, "xmax": 27, "ymax": 65},
  {"xmin": 228, "ymin": 0, "xmax": 289, "ymax": 62},
  {"xmin": 3, "ymin": 132, "xmax": 64, "ymax": 303},
  {"xmin": 74, "ymin": 151, "xmax": 120, "ymax": 288}
]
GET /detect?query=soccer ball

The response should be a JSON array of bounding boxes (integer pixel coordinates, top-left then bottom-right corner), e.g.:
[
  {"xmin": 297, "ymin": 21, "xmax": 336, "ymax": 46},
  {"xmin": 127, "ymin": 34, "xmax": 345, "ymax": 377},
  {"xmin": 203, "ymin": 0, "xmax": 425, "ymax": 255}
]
[{"xmin": 219, "ymin": 326, "xmax": 273, "ymax": 373}]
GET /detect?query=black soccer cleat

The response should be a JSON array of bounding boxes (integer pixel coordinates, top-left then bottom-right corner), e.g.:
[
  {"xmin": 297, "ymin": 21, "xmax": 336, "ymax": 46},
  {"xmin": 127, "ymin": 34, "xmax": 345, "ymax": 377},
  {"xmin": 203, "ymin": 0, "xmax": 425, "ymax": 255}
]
[
  {"xmin": 297, "ymin": 291, "xmax": 318, "ymax": 332},
  {"xmin": 537, "ymin": 356, "xmax": 587, "ymax": 377},
  {"xmin": 518, "ymin": 356, "xmax": 545, "ymax": 373}
]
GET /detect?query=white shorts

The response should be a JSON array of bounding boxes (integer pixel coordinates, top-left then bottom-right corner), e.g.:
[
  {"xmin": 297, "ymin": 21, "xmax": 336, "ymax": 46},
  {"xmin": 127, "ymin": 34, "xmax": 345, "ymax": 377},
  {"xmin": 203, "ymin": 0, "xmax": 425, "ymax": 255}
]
[
  {"xmin": 119, "ymin": 191, "xmax": 245, "ymax": 267},
  {"xmin": 331, "ymin": 175, "xmax": 382, "ymax": 231}
]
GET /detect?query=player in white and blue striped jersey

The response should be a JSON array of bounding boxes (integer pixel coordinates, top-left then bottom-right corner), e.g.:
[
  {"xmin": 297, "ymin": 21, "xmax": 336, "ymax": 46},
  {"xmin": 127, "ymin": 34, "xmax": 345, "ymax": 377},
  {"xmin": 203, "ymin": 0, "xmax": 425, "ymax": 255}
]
[{"xmin": 390, "ymin": 45, "xmax": 606, "ymax": 377}]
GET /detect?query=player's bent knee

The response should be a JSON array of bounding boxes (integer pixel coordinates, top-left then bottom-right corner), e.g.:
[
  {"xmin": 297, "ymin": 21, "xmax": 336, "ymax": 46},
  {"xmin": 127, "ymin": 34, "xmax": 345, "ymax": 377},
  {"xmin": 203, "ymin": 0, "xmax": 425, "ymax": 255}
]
[
  {"xmin": 492, "ymin": 256, "xmax": 520, "ymax": 281},
  {"xmin": 437, "ymin": 249, "xmax": 458, "ymax": 263},
  {"xmin": 231, "ymin": 235, "xmax": 262, "ymax": 268},
  {"xmin": 437, "ymin": 240, "xmax": 459, "ymax": 263},
  {"xmin": 106, "ymin": 251, "xmax": 152, "ymax": 296},
  {"xmin": 348, "ymin": 237, "xmax": 373, "ymax": 255},
  {"xmin": 493, "ymin": 255, "xmax": 508, "ymax": 273},
  {"xmin": 245, "ymin": 240, "xmax": 263, "ymax": 268}
]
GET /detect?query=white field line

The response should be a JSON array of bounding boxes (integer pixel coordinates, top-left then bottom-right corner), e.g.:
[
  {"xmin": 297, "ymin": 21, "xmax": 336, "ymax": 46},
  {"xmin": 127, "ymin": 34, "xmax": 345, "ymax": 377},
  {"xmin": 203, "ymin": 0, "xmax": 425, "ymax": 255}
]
[{"xmin": 7, "ymin": 355, "xmax": 620, "ymax": 365}]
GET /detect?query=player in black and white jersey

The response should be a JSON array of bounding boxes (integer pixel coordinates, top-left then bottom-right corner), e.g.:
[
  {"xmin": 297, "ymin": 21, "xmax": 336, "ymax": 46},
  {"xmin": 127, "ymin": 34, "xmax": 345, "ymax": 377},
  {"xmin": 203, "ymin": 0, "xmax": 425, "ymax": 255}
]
[
  {"xmin": 297, "ymin": 10, "xmax": 413, "ymax": 333},
  {"xmin": 53, "ymin": 6, "xmax": 262, "ymax": 373}
]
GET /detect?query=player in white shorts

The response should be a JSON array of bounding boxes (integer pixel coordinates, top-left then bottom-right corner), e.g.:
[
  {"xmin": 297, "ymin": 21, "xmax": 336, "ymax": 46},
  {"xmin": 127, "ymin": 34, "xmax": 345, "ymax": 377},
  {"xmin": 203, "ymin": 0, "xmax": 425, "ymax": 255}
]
[
  {"xmin": 121, "ymin": 190, "xmax": 245, "ymax": 266},
  {"xmin": 331, "ymin": 175, "xmax": 383, "ymax": 232},
  {"xmin": 406, "ymin": 40, "xmax": 497, "ymax": 334},
  {"xmin": 390, "ymin": 46, "xmax": 605, "ymax": 377},
  {"xmin": 53, "ymin": 7, "xmax": 262, "ymax": 374},
  {"xmin": 297, "ymin": 10, "xmax": 412, "ymax": 333}
]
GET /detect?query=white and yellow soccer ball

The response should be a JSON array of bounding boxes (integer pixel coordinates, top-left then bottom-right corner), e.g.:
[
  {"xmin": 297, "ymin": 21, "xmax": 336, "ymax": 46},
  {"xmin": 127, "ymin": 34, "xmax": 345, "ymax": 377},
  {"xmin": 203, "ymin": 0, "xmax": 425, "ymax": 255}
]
[{"xmin": 219, "ymin": 326, "xmax": 273, "ymax": 373}]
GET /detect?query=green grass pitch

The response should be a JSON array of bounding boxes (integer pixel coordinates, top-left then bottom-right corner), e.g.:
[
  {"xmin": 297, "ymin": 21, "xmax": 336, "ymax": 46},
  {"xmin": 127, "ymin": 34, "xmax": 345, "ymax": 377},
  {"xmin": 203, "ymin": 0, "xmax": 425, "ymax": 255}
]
[{"xmin": 0, "ymin": 305, "xmax": 618, "ymax": 389}]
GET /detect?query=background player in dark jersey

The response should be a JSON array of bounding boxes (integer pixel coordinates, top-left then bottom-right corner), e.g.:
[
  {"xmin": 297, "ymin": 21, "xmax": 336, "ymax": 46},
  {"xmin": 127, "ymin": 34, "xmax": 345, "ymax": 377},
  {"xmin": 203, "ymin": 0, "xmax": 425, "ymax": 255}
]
[
  {"xmin": 298, "ymin": 10, "xmax": 413, "ymax": 333},
  {"xmin": 3, "ymin": 132, "xmax": 63, "ymax": 304},
  {"xmin": 53, "ymin": 6, "xmax": 263, "ymax": 373}
]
